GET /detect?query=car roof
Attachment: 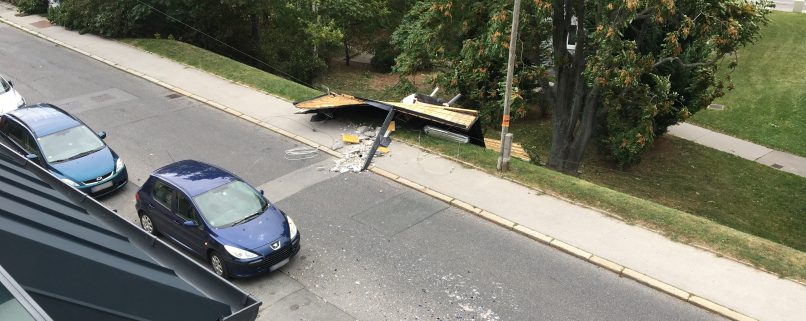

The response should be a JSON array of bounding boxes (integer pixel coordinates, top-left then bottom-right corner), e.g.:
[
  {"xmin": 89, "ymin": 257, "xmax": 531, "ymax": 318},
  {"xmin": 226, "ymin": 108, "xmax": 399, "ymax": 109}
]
[
  {"xmin": 6, "ymin": 104, "xmax": 81, "ymax": 137},
  {"xmin": 152, "ymin": 160, "xmax": 240, "ymax": 197}
]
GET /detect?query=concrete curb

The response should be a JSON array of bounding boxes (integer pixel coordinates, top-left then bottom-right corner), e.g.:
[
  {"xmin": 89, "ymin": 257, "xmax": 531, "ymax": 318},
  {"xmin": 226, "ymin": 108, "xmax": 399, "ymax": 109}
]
[{"xmin": 0, "ymin": 16, "xmax": 759, "ymax": 321}]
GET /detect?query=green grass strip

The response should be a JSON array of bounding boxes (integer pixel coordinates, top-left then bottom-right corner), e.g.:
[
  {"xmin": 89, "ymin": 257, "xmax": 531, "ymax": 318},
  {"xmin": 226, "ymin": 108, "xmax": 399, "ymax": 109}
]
[{"xmin": 120, "ymin": 38, "xmax": 322, "ymax": 102}]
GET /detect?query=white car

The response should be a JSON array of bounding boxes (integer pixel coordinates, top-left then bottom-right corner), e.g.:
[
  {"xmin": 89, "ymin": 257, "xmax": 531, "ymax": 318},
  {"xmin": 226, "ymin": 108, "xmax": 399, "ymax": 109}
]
[{"xmin": 0, "ymin": 75, "xmax": 26, "ymax": 114}]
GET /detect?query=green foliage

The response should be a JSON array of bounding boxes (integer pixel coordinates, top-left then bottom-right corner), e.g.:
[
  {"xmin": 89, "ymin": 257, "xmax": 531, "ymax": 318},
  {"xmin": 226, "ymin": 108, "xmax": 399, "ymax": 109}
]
[
  {"xmin": 321, "ymin": 0, "xmax": 389, "ymax": 57},
  {"xmin": 48, "ymin": 0, "xmax": 152, "ymax": 37},
  {"xmin": 370, "ymin": 41, "xmax": 398, "ymax": 72},
  {"xmin": 391, "ymin": 0, "xmax": 773, "ymax": 167},
  {"xmin": 590, "ymin": 0, "xmax": 774, "ymax": 165},
  {"xmin": 121, "ymin": 38, "xmax": 322, "ymax": 102},
  {"xmin": 11, "ymin": 0, "xmax": 48, "ymax": 15},
  {"xmin": 46, "ymin": 0, "xmax": 344, "ymax": 83},
  {"xmin": 392, "ymin": 1, "xmax": 552, "ymax": 124}
]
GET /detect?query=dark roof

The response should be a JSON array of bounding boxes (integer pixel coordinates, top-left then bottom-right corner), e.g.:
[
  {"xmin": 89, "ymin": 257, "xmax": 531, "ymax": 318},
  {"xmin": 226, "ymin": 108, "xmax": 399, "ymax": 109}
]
[
  {"xmin": 0, "ymin": 143, "xmax": 260, "ymax": 321},
  {"xmin": 5, "ymin": 104, "xmax": 80, "ymax": 137},
  {"xmin": 153, "ymin": 160, "xmax": 238, "ymax": 197}
]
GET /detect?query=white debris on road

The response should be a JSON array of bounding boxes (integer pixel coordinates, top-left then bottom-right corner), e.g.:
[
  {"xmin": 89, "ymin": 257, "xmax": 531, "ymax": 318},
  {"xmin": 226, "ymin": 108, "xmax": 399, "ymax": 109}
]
[{"xmin": 331, "ymin": 125, "xmax": 386, "ymax": 173}]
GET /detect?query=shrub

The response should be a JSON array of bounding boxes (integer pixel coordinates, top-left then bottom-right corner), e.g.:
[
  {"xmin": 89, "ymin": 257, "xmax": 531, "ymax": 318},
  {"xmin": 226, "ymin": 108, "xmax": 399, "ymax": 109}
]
[
  {"xmin": 370, "ymin": 42, "xmax": 398, "ymax": 73},
  {"xmin": 12, "ymin": 0, "xmax": 48, "ymax": 15},
  {"xmin": 48, "ymin": 0, "xmax": 153, "ymax": 37}
]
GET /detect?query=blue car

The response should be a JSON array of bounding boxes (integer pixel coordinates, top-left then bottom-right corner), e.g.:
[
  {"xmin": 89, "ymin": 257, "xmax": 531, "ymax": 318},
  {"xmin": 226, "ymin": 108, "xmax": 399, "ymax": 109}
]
[
  {"xmin": 135, "ymin": 160, "xmax": 301, "ymax": 278},
  {"xmin": 0, "ymin": 103, "xmax": 128, "ymax": 197}
]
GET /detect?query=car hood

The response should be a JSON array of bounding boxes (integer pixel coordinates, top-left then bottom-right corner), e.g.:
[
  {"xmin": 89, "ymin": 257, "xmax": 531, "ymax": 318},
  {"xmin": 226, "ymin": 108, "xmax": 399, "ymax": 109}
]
[
  {"xmin": 215, "ymin": 205, "xmax": 288, "ymax": 250},
  {"xmin": 49, "ymin": 147, "xmax": 115, "ymax": 183},
  {"xmin": 0, "ymin": 89, "xmax": 23, "ymax": 114}
]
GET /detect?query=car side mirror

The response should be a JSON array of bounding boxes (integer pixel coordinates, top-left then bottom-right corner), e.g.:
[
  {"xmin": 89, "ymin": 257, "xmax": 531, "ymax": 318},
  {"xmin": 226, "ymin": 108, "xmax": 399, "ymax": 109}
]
[
  {"xmin": 182, "ymin": 220, "xmax": 198, "ymax": 228},
  {"xmin": 260, "ymin": 190, "xmax": 264, "ymax": 195},
  {"xmin": 97, "ymin": 131, "xmax": 107, "ymax": 139},
  {"xmin": 25, "ymin": 154, "xmax": 38, "ymax": 161},
  {"xmin": 7, "ymin": 81, "xmax": 12, "ymax": 87}
]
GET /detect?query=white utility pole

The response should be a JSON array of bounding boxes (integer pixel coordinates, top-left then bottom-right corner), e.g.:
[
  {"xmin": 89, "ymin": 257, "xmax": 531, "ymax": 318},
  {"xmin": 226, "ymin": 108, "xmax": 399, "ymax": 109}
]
[{"xmin": 497, "ymin": 0, "xmax": 521, "ymax": 171}]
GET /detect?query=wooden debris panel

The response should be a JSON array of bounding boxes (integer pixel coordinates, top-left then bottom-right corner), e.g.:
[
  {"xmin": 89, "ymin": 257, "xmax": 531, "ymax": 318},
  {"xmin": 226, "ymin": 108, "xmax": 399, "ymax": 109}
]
[{"xmin": 484, "ymin": 138, "xmax": 531, "ymax": 162}]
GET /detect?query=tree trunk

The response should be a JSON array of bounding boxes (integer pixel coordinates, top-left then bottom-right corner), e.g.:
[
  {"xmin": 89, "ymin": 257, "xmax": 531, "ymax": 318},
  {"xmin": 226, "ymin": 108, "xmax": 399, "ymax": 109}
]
[
  {"xmin": 543, "ymin": 0, "xmax": 599, "ymax": 175},
  {"xmin": 344, "ymin": 38, "xmax": 350, "ymax": 66}
]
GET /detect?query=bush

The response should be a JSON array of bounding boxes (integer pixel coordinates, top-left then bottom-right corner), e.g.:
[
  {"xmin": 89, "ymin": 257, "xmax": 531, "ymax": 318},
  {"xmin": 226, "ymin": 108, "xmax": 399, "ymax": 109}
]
[
  {"xmin": 48, "ymin": 0, "xmax": 153, "ymax": 37},
  {"xmin": 12, "ymin": 0, "xmax": 48, "ymax": 15},
  {"xmin": 370, "ymin": 42, "xmax": 398, "ymax": 73}
]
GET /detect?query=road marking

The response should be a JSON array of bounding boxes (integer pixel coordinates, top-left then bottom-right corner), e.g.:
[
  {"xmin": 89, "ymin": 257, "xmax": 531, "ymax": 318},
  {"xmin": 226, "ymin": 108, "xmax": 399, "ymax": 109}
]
[{"xmin": 255, "ymin": 159, "xmax": 338, "ymax": 203}]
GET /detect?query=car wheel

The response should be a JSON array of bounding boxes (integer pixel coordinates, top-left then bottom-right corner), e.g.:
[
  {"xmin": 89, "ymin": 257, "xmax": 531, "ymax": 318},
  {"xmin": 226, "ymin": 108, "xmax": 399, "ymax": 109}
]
[
  {"xmin": 210, "ymin": 252, "xmax": 228, "ymax": 278},
  {"xmin": 139, "ymin": 212, "xmax": 159, "ymax": 236}
]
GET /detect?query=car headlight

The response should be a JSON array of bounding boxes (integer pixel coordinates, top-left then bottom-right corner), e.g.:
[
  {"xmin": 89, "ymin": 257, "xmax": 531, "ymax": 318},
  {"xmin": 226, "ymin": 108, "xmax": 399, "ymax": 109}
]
[
  {"xmin": 60, "ymin": 178, "xmax": 79, "ymax": 187},
  {"xmin": 115, "ymin": 158, "xmax": 125, "ymax": 173},
  {"xmin": 287, "ymin": 216, "xmax": 298, "ymax": 238},
  {"xmin": 223, "ymin": 244, "xmax": 258, "ymax": 259}
]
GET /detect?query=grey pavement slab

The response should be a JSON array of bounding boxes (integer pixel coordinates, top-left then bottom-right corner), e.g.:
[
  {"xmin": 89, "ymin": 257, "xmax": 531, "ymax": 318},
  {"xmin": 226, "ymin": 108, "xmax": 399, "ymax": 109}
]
[
  {"xmin": 774, "ymin": 0, "xmax": 803, "ymax": 12},
  {"xmin": 668, "ymin": 122, "xmax": 806, "ymax": 178},
  {"xmin": 668, "ymin": 123, "xmax": 772, "ymax": 160},
  {"xmin": 2, "ymin": 7, "xmax": 802, "ymax": 320},
  {"xmin": 256, "ymin": 289, "xmax": 356, "ymax": 321},
  {"xmin": 256, "ymin": 159, "xmax": 340, "ymax": 203},
  {"xmin": 351, "ymin": 191, "xmax": 448, "ymax": 236},
  {"xmin": 232, "ymin": 272, "xmax": 307, "ymax": 311},
  {"xmin": 757, "ymin": 150, "xmax": 806, "ymax": 177}
]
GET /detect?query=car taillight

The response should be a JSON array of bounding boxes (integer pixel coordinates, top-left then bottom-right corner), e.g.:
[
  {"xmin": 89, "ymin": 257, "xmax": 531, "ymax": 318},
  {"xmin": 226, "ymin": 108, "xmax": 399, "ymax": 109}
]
[{"xmin": 135, "ymin": 191, "xmax": 140, "ymax": 203}]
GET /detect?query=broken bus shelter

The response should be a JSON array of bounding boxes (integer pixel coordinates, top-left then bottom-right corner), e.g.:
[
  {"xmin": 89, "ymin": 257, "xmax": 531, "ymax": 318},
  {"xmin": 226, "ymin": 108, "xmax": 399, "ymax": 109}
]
[{"xmin": 294, "ymin": 93, "xmax": 485, "ymax": 171}]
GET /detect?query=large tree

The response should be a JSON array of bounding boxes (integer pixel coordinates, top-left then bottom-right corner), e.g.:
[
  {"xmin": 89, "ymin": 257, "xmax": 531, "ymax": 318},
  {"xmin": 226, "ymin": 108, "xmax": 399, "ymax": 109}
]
[
  {"xmin": 320, "ymin": 0, "xmax": 390, "ymax": 66},
  {"xmin": 392, "ymin": 0, "xmax": 772, "ymax": 174}
]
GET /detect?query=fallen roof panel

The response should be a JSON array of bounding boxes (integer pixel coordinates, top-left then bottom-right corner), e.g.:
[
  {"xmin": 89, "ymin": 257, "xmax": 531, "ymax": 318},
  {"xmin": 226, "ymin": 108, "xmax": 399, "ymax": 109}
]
[{"xmin": 294, "ymin": 93, "xmax": 479, "ymax": 130}]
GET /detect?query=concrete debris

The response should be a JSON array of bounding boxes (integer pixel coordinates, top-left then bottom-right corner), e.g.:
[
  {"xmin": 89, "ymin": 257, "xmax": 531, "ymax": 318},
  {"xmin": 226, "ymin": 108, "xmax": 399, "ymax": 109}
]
[{"xmin": 331, "ymin": 126, "xmax": 388, "ymax": 173}]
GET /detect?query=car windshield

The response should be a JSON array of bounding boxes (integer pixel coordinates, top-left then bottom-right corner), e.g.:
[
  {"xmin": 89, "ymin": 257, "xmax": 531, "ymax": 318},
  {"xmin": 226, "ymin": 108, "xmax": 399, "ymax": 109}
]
[
  {"xmin": 193, "ymin": 180, "xmax": 268, "ymax": 228},
  {"xmin": 38, "ymin": 125, "xmax": 105, "ymax": 163},
  {"xmin": 0, "ymin": 77, "xmax": 9, "ymax": 93}
]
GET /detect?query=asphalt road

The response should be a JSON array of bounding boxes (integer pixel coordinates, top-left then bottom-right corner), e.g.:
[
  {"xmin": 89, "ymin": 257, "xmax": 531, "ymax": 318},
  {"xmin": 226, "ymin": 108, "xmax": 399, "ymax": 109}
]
[{"xmin": 0, "ymin": 23, "xmax": 723, "ymax": 321}]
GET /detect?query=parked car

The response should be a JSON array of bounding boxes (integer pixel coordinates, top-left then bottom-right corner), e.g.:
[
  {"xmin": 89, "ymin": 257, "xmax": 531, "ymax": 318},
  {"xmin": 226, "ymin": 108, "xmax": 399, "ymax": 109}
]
[
  {"xmin": 0, "ymin": 74, "xmax": 25, "ymax": 114},
  {"xmin": 135, "ymin": 160, "xmax": 301, "ymax": 278},
  {"xmin": 0, "ymin": 103, "xmax": 127, "ymax": 197}
]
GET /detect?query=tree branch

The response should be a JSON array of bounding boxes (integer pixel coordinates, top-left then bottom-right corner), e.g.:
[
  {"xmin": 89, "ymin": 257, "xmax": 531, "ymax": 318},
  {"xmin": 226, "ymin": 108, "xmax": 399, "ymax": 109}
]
[{"xmin": 653, "ymin": 54, "xmax": 723, "ymax": 69}]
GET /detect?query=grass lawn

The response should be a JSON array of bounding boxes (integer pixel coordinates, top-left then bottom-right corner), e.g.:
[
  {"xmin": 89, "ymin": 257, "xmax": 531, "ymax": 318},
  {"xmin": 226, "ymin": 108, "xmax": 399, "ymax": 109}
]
[
  {"xmin": 690, "ymin": 12, "xmax": 806, "ymax": 156},
  {"xmin": 120, "ymin": 38, "xmax": 323, "ymax": 102},
  {"xmin": 119, "ymin": 37, "xmax": 806, "ymax": 281}
]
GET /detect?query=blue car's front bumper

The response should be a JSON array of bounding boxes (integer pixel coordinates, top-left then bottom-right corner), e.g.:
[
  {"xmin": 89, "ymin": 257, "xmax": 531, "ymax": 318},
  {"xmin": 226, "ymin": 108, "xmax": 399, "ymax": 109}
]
[
  {"xmin": 226, "ymin": 234, "xmax": 301, "ymax": 278},
  {"xmin": 78, "ymin": 167, "xmax": 128, "ymax": 198}
]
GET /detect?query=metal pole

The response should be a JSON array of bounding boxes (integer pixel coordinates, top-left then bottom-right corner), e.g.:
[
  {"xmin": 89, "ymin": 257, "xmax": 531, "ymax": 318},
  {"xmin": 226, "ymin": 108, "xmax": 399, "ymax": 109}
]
[
  {"xmin": 497, "ymin": 0, "xmax": 521, "ymax": 172},
  {"xmin": 361, "ymin": 108, "xmax": 395, "ymax": 171}
]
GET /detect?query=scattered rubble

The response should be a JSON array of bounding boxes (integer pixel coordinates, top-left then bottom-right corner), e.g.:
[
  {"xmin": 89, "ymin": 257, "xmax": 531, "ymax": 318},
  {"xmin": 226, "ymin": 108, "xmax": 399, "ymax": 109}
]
[{"xmin": 330, "ymin": 125, "xmax": 389, "ymax": 173}]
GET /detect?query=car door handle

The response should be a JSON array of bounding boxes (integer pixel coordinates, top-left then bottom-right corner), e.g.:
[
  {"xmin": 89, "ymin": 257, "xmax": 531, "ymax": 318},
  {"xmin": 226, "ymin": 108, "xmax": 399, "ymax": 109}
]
[{"xmin": 147, "ymin": 203, "xmax": 155, "ymax": 209}]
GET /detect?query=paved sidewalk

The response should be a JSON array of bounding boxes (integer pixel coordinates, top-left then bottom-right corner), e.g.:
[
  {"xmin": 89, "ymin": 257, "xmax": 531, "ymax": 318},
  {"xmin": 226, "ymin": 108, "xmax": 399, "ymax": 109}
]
[
  {"xmin": 773, "ymin": 0, "xmax": 804, "ymax": 12},
  {"xmin": 2, "ymin": 8, "xmax": 805, "ymax": 321},
  {"xmin": 669, "ymin": 123, "xmax": 806, "ymax": 178}
]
